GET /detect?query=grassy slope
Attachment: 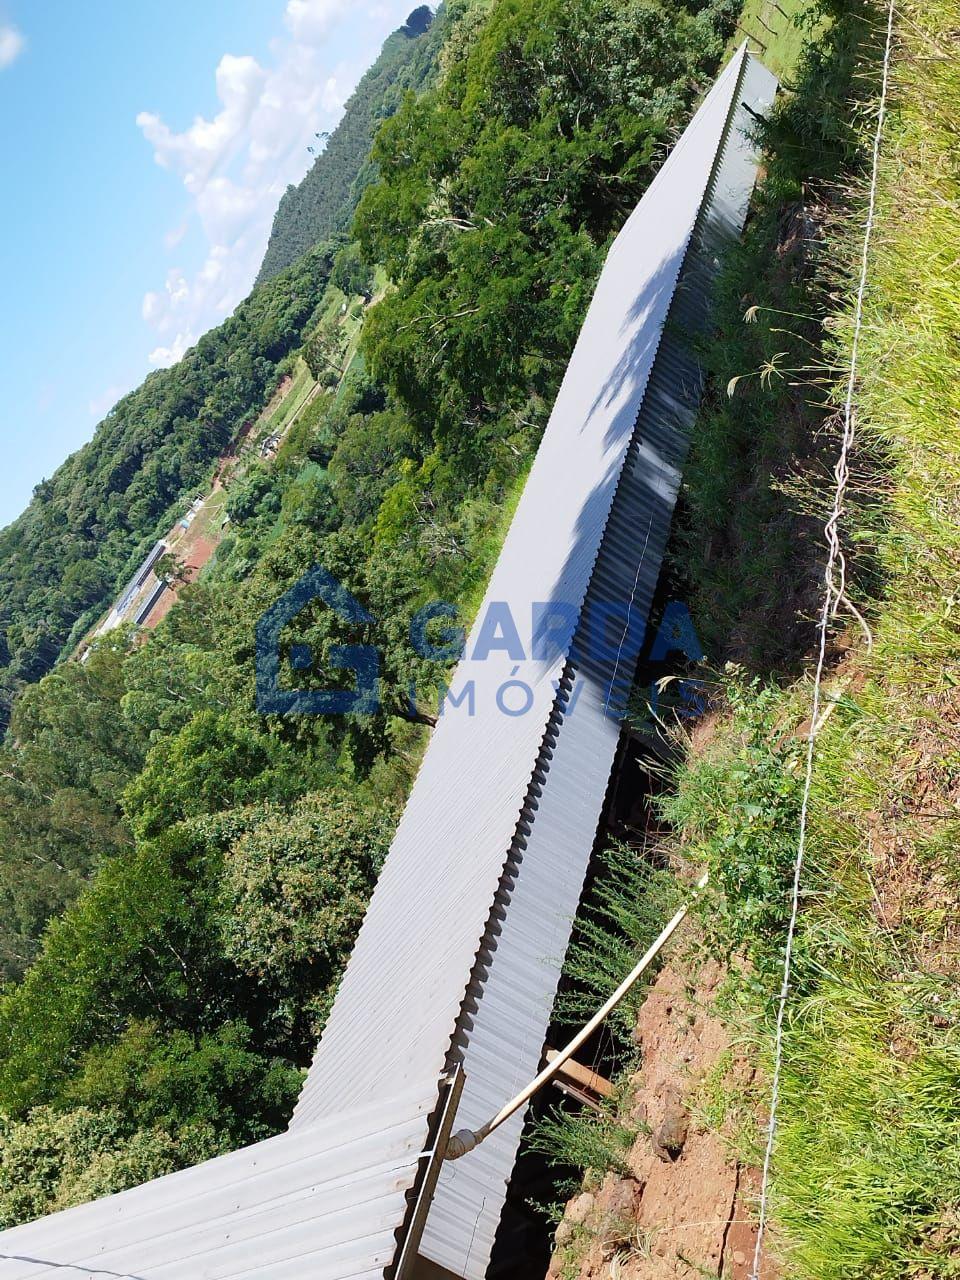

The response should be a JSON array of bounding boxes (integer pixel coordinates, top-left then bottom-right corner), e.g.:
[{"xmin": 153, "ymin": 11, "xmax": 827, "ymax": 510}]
[
  {"xmin": 767, "ymin": 4, "xmax": 960, "ymax": 1270},
  {"xmin": 735, "ymin": 0, "xmax": 812, "ymax": 78},
  {"xmin": 667, "ymin": 0, "xmax": 960, "ymax": 1274},
  {"xmin": 545, "ymin": 1, "xmax": 960, "ymax": 1276}
]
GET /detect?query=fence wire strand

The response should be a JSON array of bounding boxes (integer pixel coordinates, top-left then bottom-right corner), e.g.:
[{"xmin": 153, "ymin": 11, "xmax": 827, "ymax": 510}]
[{"xmin": 749, "ymin": 4, "xmax": 896, "ymax": 1275}]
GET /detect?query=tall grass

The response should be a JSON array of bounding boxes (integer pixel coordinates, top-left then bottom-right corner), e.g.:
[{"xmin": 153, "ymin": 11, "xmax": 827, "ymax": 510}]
[
  {"xmin": 529, "ymin": 1100, "xmax": 640, "ymax": 1183},
  {"xmin": 770, "ymin": 2, "xmax": 960, "ymax": 1271},
  {"xmin": 526, "ymin": 844, "xmax": 674, "ymax": 1209},
  {"xmin": 665, "ymin": 0, "xmax": 960, "ymax": 1274},
  {"xmin": 541, "ymin": 5, "xmax": 960, "ymax": 1273},
  {"xmin": 556, "ymin": 843, "xmax": 680, "ymax": 1039}
]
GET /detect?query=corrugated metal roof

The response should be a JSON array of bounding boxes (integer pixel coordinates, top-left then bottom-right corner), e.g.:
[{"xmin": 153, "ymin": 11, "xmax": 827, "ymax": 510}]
[
  {"xmin": 0, "ymin": 1080, "xmax": 438, "ymax": 1280},
  {"xmin": 422, "ymin": 50, "xmax": 778, "ymax": 1276},
  {"xmin": 294, "ymin": 44, "xmax": 776, "ymax": 1279},
  {"xmin": 295, "ymin": 45, "xmax": 762, "ymax": 1138},
  {"xmin": 133, "ymin": 577, "xmax": 169, "ymax": 626},
  {"xmin": 0, "ymin": 48, "xmax": 776, "ymax": 1280}
]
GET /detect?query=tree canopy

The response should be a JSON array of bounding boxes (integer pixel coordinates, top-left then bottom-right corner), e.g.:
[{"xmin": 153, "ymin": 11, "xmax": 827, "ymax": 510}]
[{"xmin": 0, "ymin": 0, "xmax": 741, "ymax": 1224}]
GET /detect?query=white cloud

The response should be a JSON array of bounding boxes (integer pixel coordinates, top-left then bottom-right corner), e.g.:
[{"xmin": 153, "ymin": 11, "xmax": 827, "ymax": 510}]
[
  {"xmin": 88, "ymin": 385, "xmax": 126, "ymax": 419},
  {"xmin": 135, "ymin": 0, "xmax": 385, "ymax": 366},
  {"xmin": 164, "ymin": 221, "xmax": 188, "ymax": 250},
  {"xmin": 322, "ymin": 76, "xmax": 344, "ymax": 113},
  {"xmin": 148, "ymin": 332, "xmax": 195, "ymax": 369},
  {"xmin": 137, "ymin": 54, "xmax": 265, "ymax": 194},
  {"xmin": 284, "ymin": 0, "xmax": 350, "ymax": 45},
  {"xmin": 0, "ymin": 25, "xmax": 24, "ymax": 69}
]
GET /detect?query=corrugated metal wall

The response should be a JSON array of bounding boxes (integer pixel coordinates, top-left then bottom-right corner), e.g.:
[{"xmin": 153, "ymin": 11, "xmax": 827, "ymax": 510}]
[{"xmin": 419, "ymin": 48, "xmax": 778, "ymax": 1278}]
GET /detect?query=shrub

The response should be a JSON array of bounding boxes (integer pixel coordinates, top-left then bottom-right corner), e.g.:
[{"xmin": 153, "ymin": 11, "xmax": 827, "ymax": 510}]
[
  {"xmin": 0, "ymin": 1105, "xmax": 223, "ymax": 1228},
  {"xmin": 659, "ymin": 677, "xmax": 804, "ymax": 988},
  {"xmin": 218, "ymin": 791, "xmax": 397, "ymax": 1036}
]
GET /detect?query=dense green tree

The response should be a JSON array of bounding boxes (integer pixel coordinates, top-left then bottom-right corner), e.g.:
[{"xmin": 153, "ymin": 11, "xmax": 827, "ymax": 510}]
[
  {"xmin": 0, "ymin": 639, "xmax": 143, "ymax": 979},
  {"xmin": 122, "ymin": 709, "xmax": 331, "ymax": 842},
  {"xmin": 304, "ymin": 321, "xmax": 349, "ymax": 384},
  {"xmin": 357, "ymin": 0, "xmax": 737, "ymax": 445},
  {"xmin": 219, "ymin": 792, "xmax": 396, "ymax": 1036},
  {"xmin": 0, "ymin": 1105, "xmax": 223, "ymax": 1229},
  {"xmin": 330, "ymin": 242, "xmax": 376, "ymax": 299},
  {"xmin": 0, "ymin": 1017, "xmax": 298, "ymax": 1227},
  {"xmin": 120, "ymin": 618, "xmax": 231, "ymax": 743},
  {"xmin": 328, "ymin": 409, "xmax": 418, "ymax": 523},
  {"xmin": 66, "ymin": 1020, "xmax": 300, "ymax": 1145},
  {"xmin": 0, "ymin": 827, "xmax": 232, "ymax": 1116}
]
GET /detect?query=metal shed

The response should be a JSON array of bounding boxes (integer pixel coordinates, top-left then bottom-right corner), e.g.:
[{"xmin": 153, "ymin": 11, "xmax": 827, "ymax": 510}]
[
  {"xmin": 0, "ymin": 46, "xmax": 775, "ymax": 1280},
  {"xmin": 0, "ymin": 1077, "xmax": 456, "ymax": 1280},
  {"xmin": 296, "ymin": 44, "xmax": 776, "ymax": 1280},
  {"xmin": 133, "ymin": 576, "xmax": 170, "ymax": 627}
]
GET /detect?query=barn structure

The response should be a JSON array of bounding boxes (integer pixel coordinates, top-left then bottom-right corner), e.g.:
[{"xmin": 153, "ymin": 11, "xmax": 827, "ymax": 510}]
[
  {"xmin": 0, "ymin": 45, "xmax": 776, "ymax": 1280},
  {"xmin": 92, "ymin": 539, "xmax": 168, "ymax": 638}
]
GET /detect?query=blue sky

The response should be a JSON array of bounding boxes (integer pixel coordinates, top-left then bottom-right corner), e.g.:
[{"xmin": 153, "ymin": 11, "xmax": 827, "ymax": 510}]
[{"xmin": 0, "ymin": 0, "xmax": 419, "ymax": 528}]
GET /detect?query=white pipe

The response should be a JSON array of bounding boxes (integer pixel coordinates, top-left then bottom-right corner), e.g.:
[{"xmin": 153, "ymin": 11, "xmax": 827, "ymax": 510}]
[{"xmin": 445, "ymin": 871, "xmax": 709, "ymax": 1159}]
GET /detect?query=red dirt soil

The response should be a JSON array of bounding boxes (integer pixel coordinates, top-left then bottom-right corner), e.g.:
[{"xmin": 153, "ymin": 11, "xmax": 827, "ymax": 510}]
[
  {"xmin": 548, "ymin": 956, "xmax": 774, "ymax": 1280},
  {"xmin": 141, "ymin": 531, "xmax": 219, "ymax": 629}
]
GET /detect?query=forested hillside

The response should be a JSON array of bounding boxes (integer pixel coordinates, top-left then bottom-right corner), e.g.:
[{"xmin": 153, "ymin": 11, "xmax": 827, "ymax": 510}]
[
  {"xmin": 0, "ymin": 0, "xmax": 741, "ymax": 1224},
  {"xmin": 0, "ymin": 248, "xmax": 335, "ymax": 730},
  {"xmin": 0, "ymin": 9, "xmax": 449, "ymax": 731},
  {"xmin": 254, "ymin": 4, "xmax": 441, "ymax": 284}
]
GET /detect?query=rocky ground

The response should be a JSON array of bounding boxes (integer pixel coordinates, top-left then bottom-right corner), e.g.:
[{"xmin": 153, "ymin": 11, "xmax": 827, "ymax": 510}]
[{"xmin": 548, "ymin": 956, "xmax": 775, "ymax": 1280}]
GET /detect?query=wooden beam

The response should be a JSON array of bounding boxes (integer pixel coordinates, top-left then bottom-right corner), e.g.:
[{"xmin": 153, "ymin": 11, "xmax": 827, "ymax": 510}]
[
  {"xmin": 394, "ymin": 1068, "xmax": 465, "ymax": 1280},
  {"xmin": 545, "ymin": 1049, "xmax": 615, "ymax": 1099},
  {"xmin": 552, "ymin": 1078, "xmax": 605, "ymax": 1114}
]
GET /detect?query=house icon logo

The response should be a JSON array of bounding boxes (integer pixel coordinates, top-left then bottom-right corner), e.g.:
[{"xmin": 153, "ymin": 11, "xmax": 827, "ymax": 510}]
[{"xmin": 255, "ymin": 564, "xmax": 380, "ymax": 716}]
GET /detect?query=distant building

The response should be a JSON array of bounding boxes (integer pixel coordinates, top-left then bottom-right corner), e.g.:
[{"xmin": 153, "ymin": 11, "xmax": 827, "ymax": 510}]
[
  {"xmin": 178, "ymin": 497, "xmax": 204, "ymax": 531},
  {"xmin": 260, "ymin": 431, "xmax": 281, "ymax": 459},
  {"xmin": 133, "ymin": 577, "xmax": 169, "ymax": 627},
  {"xmin": 92, "ymin": 540, "xmax": 167, "ymax": 639}
]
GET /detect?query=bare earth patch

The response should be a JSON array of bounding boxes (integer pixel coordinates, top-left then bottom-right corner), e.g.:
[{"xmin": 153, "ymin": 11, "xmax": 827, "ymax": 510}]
[
  {"xmin": 142, "ymin": 532, "xmax": 220, "ymax": 629},
  {"xmin": 549, "ymin": 957, "xmax": 774, "ymax": 1280}
]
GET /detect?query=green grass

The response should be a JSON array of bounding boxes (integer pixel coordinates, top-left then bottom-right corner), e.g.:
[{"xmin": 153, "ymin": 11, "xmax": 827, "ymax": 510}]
[
  {"xmin": 555, "ymin": 844, "xmax": 681, "ymax": 1039},
  {"xmin": 733, "ymin": 0, "xmax": 815, "ymax": 81},
  {"xmin": 541, "ymin": 1, "xmax": 960, "ymax": 1275},
  {"xmin": 265, "ymin": 359, "xmax": 315, "ymax": 435},
  {"xmin": 776, "ymin": 973, "xmax": 960, "ymax": 1277},
  {"xmin": 664, "ymin": 0, "xmax": 960, "ymax": 1275},
  {"xmin": 766, "ymin": 4, "xmax": 960, "ymax": 1271},
  {"xmin": 529, "ymin": 1096, "xmax": 641, "ymax": 1183}
]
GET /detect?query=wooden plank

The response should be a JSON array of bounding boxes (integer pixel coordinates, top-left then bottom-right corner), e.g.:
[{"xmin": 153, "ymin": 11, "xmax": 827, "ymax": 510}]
[
  {"xmin": 545, "ymin": 1049, "xmax": 615, "ymax": 1099},
  {"xmin": 394, "ymin": 1069, "xmax": 465, "ymax": 1280}
]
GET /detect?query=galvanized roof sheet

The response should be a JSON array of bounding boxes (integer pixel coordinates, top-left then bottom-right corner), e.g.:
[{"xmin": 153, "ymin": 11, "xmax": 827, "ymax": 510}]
[
  {"xmin": 420, "ymin": 48, "xmax": 777, "ymax": 1278},
  {"xmin": 296, "ymin": 46, "xmax": 753, "ymax": 1135},
  {"xmin": 294, "ymin": 44, "xmax": 776, "ymax": 1280},
  {"xmin": 0, "ymin": 1080, "xmax": 438, "ymax": 1280}
]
